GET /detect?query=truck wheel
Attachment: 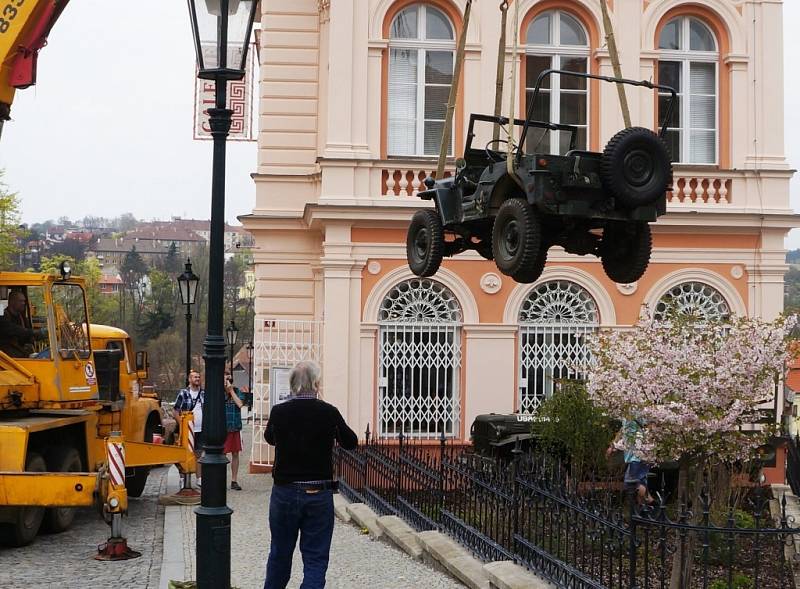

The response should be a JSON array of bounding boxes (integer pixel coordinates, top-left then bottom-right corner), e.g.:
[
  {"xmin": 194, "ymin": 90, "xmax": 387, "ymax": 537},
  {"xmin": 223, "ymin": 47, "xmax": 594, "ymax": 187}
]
[
  {"xmin": 492, "ymin": 199, "xmax": 542, "ymax": 278},
  {"xmin": 601, "ymin": 127, "xmax": 672, "ymax": 208},
  {"xmin": 43, "ymin": 447, "xmax": 82, "ymax": 533},
  {"xmin": 406, "ymin": 209, "xmax": 444, "ymax": 277},
  {"xmin": 511, "ymin": 246, "xmax": 548, "ymax": 284},
  {"xmin": 0, "ymin": 453, "xmax": 46, "ymax": 546},
  {"xmin": 600, "ymin": 222, "xmax": 652, "ymax": 284},
  {"xmin": 125, "ymin": 418, "xmax": 156, "ymax": 498}
]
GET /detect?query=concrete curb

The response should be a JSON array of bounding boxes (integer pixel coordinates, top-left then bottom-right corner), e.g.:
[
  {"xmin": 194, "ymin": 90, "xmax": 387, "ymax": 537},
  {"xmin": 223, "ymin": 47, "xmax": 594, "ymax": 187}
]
[
  {"xmin": 417, "ymin": 531, "xmax": 489, "ymax": 589},
  {"xmin": 376, "ymin": 515, "xmax": 424, "ymax": 560},
  {"xmin": 333, "ymin": 494, "xmax": 351, "ymax": 523},
  {"xmin": 345, "ymin": 502, "xmax": 383, "ymax": 539},
  {"xmin": 159, "ymin": 467, "xmax": 186, "ymax": 589},
  {"xmin": 483, "ymin": 561, "xmax": 554, "ymax": 589}
]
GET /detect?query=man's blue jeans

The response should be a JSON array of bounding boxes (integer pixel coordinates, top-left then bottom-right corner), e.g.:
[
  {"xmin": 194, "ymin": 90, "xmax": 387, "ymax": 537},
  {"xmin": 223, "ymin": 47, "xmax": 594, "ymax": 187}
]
[{"xmin": 264, "ymin": 484, "xmax": 335, "ymax": 589}]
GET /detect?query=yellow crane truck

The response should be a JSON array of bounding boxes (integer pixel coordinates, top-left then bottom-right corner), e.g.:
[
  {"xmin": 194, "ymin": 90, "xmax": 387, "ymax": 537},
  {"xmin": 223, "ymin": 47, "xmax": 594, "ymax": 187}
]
[{"xmin": 0, "ymin": 268, "xmax": 195, "ymax": 548}]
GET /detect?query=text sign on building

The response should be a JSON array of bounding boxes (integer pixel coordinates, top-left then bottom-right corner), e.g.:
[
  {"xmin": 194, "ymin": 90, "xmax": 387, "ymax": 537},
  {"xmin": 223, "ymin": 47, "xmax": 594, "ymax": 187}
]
[{"xmin": 193, "ymin": 43, "xmax": 256, "ymax": 142}]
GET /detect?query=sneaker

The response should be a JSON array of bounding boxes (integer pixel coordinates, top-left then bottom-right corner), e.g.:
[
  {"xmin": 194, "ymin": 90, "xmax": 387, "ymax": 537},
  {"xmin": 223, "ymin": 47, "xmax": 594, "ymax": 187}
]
[{"xmin": 231, "ymin": 481, "xmax": 242, "ymax": 491}]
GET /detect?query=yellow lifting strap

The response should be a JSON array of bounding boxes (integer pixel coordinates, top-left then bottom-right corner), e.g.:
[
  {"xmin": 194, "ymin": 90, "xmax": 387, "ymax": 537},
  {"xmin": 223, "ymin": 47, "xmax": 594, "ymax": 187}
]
[
  {"xmin": 436, "ymin": 0, "xmax": 472, "ymax": 180},
  {"xmin": 492, "ymin": 1, "xmax": 509, "ymax": 143},
  {"xmin": 505, "ymin": 0, "xmax": 522, "ymax": 182}
]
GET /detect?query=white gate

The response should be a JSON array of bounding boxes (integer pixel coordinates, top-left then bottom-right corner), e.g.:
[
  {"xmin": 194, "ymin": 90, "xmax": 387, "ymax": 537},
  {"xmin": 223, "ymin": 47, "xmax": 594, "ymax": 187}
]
[
  {"xmin": 378, "ymin": 278, "xmax": 462, "ymax": 439},
  {"xmin": 250, "ymin": 318, "xmax": 323, "ymax": 467},
  {"xmin": 518, "ymin": 280, "xmax": 598, "ymax": 414}
]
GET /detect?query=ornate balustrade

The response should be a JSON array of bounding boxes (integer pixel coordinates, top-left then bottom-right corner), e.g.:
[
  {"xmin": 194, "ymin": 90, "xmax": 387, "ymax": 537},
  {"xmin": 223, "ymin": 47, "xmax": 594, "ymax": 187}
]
[
  {"xmin": 377, "ymin": 160, "xmax": 454, "ymax": 198},
  {"xmin": 669, "ymin": 168, "xmax": 736, "ymax": 206},
  {"xmin": 370, "ymin": 161, "xmax": 743, "ymax": 210}
]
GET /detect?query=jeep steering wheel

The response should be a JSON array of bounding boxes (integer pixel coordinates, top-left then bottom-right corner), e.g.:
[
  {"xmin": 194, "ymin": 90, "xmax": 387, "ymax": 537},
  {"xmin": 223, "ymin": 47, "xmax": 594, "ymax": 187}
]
[{"xmin": 485, "ymin": 139, "xmax": 517, "ymax": 162}]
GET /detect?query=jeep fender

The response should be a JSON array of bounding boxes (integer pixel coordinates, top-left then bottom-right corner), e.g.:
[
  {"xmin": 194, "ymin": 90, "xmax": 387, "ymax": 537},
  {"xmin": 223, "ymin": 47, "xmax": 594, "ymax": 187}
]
[
  {"xmin": 488, "ymin": 173, "xmax": 526, "ymax": 214},
  {"xmin": 419, "ymin": 182, "xmax": 462, "ymax": 226}
]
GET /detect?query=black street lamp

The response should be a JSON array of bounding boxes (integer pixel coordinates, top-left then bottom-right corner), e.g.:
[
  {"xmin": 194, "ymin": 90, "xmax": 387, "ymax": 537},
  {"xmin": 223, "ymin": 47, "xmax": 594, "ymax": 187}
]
[
  {"xmin": 177, "ymin": 259, "xmax": 200, "ymax": 386},
  {"xmin": 246, "ymin": 340, "xmax": 254, "ymax": 411},
  {"xmin": 186, "ymin": 1, "xmax": 258, "ymax": 587},
  {"xmin": 226, "ymin": 319, "xmax": 238, "ymax": 376}
]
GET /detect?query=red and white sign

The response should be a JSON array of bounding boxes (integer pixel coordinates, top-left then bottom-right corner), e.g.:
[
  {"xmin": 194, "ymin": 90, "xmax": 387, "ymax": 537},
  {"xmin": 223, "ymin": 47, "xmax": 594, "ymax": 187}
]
[{"xmin": 193, "ymin": 43, "xmax": 256, "ymax": 142}]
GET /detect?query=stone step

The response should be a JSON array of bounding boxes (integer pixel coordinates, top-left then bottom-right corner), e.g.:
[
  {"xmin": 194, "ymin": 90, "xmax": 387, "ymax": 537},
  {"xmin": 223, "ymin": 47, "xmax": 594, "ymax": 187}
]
[{"xmin": 376, "ymin": 515, "xmax": 424, "ymax": 560}]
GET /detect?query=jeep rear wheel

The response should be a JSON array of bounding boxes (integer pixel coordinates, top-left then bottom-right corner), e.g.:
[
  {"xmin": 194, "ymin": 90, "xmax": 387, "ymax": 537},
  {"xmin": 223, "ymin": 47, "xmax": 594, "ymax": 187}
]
[
  {"xmin": 407, "ymin": 209, "xmax": 444, "ymax": 277},
  {"xmin": 492, "ymin": 199, "xmax": 542, "ymax": 278},
  {"xmin": 600, "ymin": 222, "xmax": 652, "ymax": 284},
  {"xmin": 601, "ymin": 127, "xmax": 672, "ymax": 208}
]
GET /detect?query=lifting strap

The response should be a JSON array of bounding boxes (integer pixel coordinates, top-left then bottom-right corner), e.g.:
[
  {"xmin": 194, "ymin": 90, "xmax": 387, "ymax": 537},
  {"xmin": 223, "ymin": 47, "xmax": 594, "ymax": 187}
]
[
  {"xmin": 436, "ymin": 0, "xmax": 472, "ymax": 180},
  {"xmin": 493, "ymin": 1, "xmax": 509, "ymax": 143},
  {"xmin": 505, "ymin": 0, "xmax": 522, "ymax": 183}
]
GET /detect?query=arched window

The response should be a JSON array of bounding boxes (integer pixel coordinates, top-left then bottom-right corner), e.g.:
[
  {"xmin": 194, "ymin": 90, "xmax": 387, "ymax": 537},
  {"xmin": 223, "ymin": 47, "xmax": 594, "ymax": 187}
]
[
  {"xmin": 653, "ymin": 281, "xmax": 730, "ymax": 321},
  {"xmin": 388, "ymin": 4, "xmax": 455, "ymax": 156},
  {"xmin": 658, "ymin": 17, "xmax": 718, "ymax": 164},
  {"xmin": 518, "ymin": 280, "xmax": 598, "ymax": 413},
  {"xmin": 378, "ymin": 278, "xmax": 462, "ymax": 438},
  {"xmin": 525, "ymin": 10, "xmax": 590, "ymax": 154}
]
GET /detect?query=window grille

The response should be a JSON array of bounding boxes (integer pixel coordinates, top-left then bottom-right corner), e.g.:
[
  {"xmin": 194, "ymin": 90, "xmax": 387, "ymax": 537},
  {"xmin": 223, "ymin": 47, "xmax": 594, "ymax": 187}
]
[
  {"xmin": 653, "ymin": 281, "xmax": 730, "ymax": 321},
  {"xmin": 378, "ymin": 278, "xmax": 462, "ymax": 438},
  {"xmin": 518, "ymin": 280, "xmax": 598, "ymax": 413}
]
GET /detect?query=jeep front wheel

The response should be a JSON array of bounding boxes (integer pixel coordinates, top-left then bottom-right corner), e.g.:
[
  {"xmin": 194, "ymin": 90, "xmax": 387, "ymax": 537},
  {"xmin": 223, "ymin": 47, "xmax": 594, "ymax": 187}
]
[
  {"xmin": 407, "ymin": 209, "xmax": 444, "ymax": 277},
  {"xmin": 492, "ymin": 199, "xmax": 542, "ymax": 278},
  {"xmin": 600, "ymin": 222, "xmax": 652, "ymax": 284}
]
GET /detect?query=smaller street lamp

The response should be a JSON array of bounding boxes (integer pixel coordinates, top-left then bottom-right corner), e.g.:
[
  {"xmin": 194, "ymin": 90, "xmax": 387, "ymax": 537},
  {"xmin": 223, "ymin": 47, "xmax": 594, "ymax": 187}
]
[
  {"xmin": 226, "ymin": 319, "xmax": 238, "ymax": 376},
  {"xmin": 177, "ymin": 259, "xmax": 200, "ymax": 385},
  {"xmin": 245, "ymin": 340, "xmax": 254, "ymax": 412}
]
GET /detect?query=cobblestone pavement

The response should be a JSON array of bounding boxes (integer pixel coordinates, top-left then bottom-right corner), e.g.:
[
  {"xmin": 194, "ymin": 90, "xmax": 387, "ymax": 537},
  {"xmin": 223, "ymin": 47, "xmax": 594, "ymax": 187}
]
[
  {"xmin": 175, "ymin": 425, "xmax": 464, "ymax": 589},
  {"xmin": 0, "ymin": 465, "xmax": 169, "ymax": 589}
]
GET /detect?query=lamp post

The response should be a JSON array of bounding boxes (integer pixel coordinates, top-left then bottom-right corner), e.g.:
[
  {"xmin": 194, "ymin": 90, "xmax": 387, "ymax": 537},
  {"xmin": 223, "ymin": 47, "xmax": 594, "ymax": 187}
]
[
  {"xmin": 177, "ymin": 259, "xmax": 200, "ymax": 386},
  {"xmin": 226, "ymin": 319, "xmax": 238, "ymax": 376},
  {"xmin": 246, "ymin": 340, "xmax": 254, "ymax": 412},
  {"xmin": 186, "ymin": 1, "xmax": 258, "ymax": 587}
]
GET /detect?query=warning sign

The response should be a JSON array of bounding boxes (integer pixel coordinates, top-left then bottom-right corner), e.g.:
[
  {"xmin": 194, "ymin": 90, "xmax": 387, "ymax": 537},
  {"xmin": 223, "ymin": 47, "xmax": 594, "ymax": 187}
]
[{"xmin": 85, "ymin": 362, "xmax": 97, "ymax": 386}]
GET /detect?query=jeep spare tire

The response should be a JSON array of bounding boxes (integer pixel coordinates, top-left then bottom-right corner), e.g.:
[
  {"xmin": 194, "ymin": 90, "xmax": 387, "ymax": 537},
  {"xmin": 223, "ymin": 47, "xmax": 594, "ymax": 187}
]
[
  {"xmin": 492, "ymin": 198, "xmax": 542, "ymax": 278},
  {"xmin": 601, "ymin": 127, "xmax": 672, "ymax": 208},
  {"xmin": 407, "ymin": 208, "xmax": 444, "ymax": 277}
]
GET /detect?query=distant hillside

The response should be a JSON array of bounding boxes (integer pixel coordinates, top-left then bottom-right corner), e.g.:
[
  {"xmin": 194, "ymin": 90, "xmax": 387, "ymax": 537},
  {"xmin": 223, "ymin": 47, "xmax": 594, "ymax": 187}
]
[{"xmin": 789, "ymin": 249, "xmax": 800, "ymax": 265}]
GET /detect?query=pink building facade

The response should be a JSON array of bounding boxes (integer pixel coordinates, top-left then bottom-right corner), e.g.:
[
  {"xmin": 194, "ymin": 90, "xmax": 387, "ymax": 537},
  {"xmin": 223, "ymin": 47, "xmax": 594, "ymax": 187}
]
[{"xmin": 241, "ymin": 0, "xmax": 795, "ymax": 463}]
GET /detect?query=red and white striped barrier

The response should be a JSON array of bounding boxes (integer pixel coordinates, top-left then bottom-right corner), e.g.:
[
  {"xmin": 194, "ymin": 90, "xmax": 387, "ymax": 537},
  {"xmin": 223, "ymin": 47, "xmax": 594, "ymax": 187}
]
[
  {"xmin": 187, "ymin": 419, "xmax": 195, "ymax": 454},
  {"xmin": 107, "ymin": 441, "xmax": 125, "ymax": 488}
]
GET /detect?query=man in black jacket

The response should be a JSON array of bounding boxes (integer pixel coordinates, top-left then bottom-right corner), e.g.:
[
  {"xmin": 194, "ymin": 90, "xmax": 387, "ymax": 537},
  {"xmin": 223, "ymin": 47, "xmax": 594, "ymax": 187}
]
[
  {"xmin": 264, "ymin": 360, "xmax": 357, "ymax": 589},
  {"xmin": 0, "ymin": 290, "xmax": 44, "ymax": 358}
]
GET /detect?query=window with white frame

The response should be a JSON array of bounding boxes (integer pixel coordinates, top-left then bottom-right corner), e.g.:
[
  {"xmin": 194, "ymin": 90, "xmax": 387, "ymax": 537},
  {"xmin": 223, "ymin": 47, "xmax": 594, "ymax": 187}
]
[
  {"xmin": 525, "ymin": 10, "xmax": 590, "ymax": 155},
  {"xmin": 653, "ymin": 281, "xmax": 730, "ymax": 321},
  {"xmin": 518, "ymin": 280, "xmax": 598, "ymax": 413},
  {"xmin": 388, "ymin": 5, "xmax": 455, "ymax": 156},
  {"xmin": 657, "ymin": 17, "xmax": 718, "ymax": 164},
  {"xmin": 378, "ymin": 278, "xmax": 462, "ymax": 438}
]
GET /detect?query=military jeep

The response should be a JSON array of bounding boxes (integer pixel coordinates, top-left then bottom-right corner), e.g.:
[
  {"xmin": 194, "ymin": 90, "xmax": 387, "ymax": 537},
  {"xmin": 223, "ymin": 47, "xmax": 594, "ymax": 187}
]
[{"xmin": 406, "ymin": 69, "xmax": 676, "ymax": 284}]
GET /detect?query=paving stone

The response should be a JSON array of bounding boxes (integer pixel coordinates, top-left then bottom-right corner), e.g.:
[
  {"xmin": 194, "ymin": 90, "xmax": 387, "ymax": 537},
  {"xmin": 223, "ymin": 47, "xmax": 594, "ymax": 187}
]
[
  {"xmin": 417, "ymin": 530, "xmax": 489, "ymax": 589},
  {"xmin": 376, "ymin": 515, "xmax": 424, "ymax": 560},
  {"xmin": 484, "ymin": 560, "xmax": 554, "ymax": 589},
  {"xmin": 333, "ymin": 494, "xmax": 351, "ymax": 523},
  {"xmin": 345, "ymin": 502, "xmax": 383, "ymax": 539}
]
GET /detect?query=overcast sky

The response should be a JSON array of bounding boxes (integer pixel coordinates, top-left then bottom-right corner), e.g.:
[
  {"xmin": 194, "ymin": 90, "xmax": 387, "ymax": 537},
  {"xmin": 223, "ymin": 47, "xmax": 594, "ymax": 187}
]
[{"xmin": 1, "ymin": 1, "xmax": 799, "ymax": 246}]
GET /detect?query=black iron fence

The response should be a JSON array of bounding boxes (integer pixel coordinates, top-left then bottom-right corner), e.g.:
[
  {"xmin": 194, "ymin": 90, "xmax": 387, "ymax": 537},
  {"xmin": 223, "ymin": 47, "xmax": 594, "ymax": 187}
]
[{"xmin": 334, "ymin": 429, "xmax": 800, "ymax": 589}]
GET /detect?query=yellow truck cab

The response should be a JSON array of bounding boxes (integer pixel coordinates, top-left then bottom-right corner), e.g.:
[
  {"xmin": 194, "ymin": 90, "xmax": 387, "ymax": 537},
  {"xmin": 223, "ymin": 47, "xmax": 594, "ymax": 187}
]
[{"xmin": 0, "ymin": 270, "xmax": 194, "ymax": 547}]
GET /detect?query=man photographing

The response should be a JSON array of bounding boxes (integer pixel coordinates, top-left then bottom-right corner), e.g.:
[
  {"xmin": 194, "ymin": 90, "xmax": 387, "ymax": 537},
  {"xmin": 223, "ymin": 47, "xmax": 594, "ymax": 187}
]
[{"xmin": 263, "ymin": 360, "xmax": 358, "ymax": 589}]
